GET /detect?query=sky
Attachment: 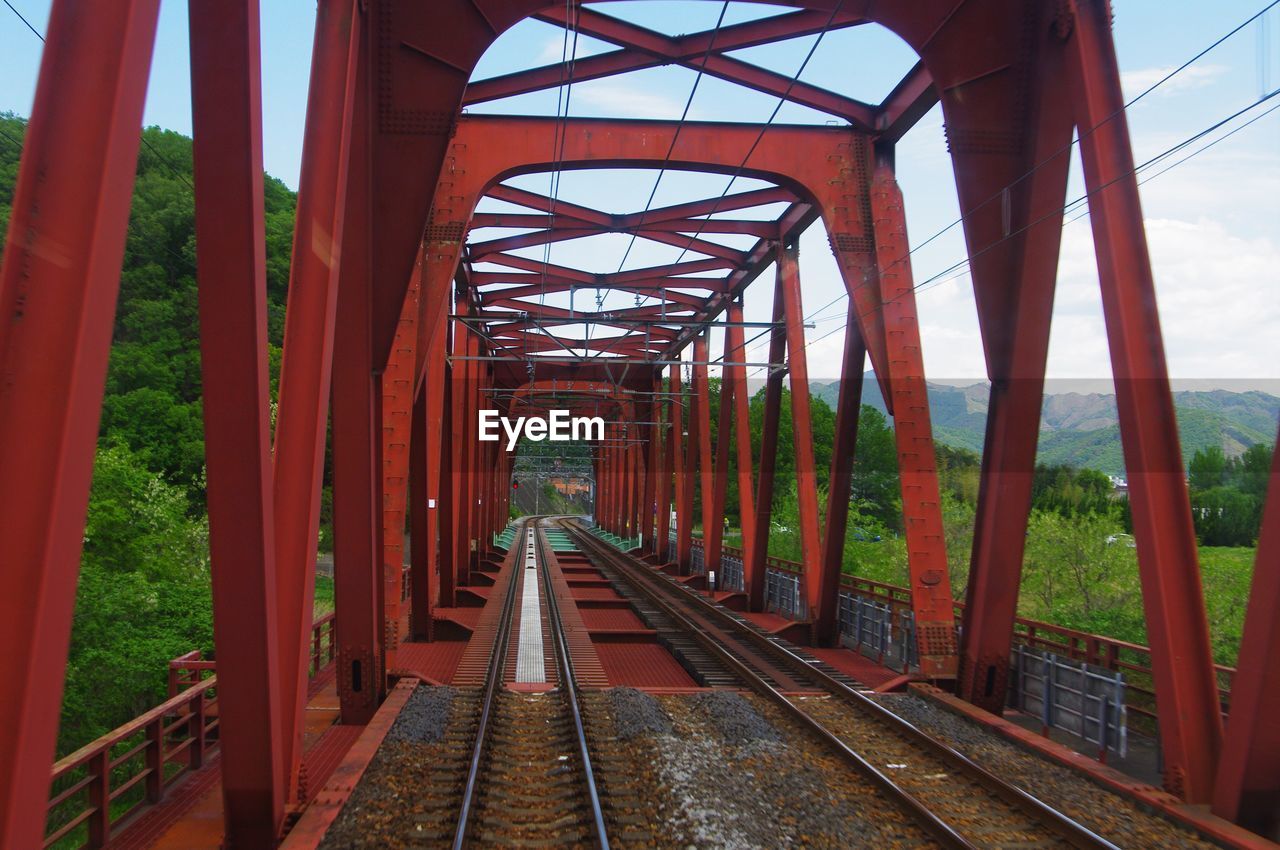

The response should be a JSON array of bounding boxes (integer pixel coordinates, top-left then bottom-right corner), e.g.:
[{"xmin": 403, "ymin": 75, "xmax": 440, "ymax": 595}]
[{"xmin": 3, "ymin": 1, "xmax": 1278, "ymax": 392}]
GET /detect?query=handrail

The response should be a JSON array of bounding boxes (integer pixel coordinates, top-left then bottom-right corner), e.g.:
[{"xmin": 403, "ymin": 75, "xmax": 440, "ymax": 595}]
[
  {"xmin": 46, "ymin": 613, "xmax": 338, "ymax": 849},
  {"xmin": 688, "ymin": 536, "xmax": 1234, "ymax": 726}
]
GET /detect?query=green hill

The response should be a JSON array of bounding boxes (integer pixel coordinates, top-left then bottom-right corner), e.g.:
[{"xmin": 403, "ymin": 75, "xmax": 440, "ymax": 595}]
[{"xmin": 811, "ymin": 376, "xmax": 1278, "ymax": 474}]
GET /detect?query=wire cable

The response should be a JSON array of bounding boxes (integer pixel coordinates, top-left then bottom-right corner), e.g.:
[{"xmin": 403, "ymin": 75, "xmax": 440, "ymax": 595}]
[
  {"xmin": 3, "ymin": 0, "xmax": 198, "ymax": 192},
  {"xmin": 613, "ymin": 2, "xmax": 730, "ymax": 276},
  {"xmin": 742, "ymin": 83, "xmax": 1280, "ymax": 380}
]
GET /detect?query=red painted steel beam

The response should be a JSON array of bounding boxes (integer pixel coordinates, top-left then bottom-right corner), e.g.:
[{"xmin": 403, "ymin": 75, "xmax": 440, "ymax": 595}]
[
  {"xmin": 381, "ymin": 275, "xmax": 419, "ymax": 674},
  {"xmin": 466, "ymin": 9, "xmax": 864, "ymax": 106},
  {"xmin": 656, "ymin": 366, "xmax": 675, "ymax": 562},
  {"xmin": 626, "ymin": 186, "xmax": 797, "ymax": 224},
  {"xmin": 1213, "ymin": 421, "xmax": 1280, "ymax": 832},
  {"xmin": 642, "ymin": 377, "xmax": 661, "ymax": 549},
  {"xmin": 693, "ymin": 334, "xmax": 715, "ymax": 569},
  {"xmin": 409, "ymin": 383, "xmax": 432, "ymax": 640},
  {"xmin": 472, "ymin": 213, "xmax": 778, "ymax": 237},
  {"xmin": 672, "ymin": 363, "xmax": 693, "ymax": 572},
  {"xmin": 705, "ymin": 328, "xmax": 736, "ymax": 587},
  {"xmin": 869, "ymin": 163, "xmax": 957, "ymax": 677},
  {"xmin": 726, "ymin": 300, "xmax": 757, "ymax": 578},
  {"xmin": 271, "ymin": 0, "xmax": 360, "ymax": 798},
  {"xmin": 0, "ymin": 1, "xmax": 159, "ymax": 844},
  {"xmin": 875, "ymin": 61, "xmax": 938, "ymax": 144},
  {"xmin": 1067, "ymin": 0, "xmax": 1221, "ymax": 802},
  {"xmin": 746, "ymin": 277, "xmax": 788, "ymax": 612},
  {"xmin": 188, "ymin": 1, "xmax": 285, "ymax": 839},
  {"xmin": 953, "ymin": 12, "xmax": 1075, "ymax": 713},
  {"xmin": 485, "ymin": 183, "xmax": 615, "ymax": 226},
  {"xmin": 777, "ymin": 244, "xmax": 825, "ymax": 624},
  {"xmin": 533, "ymin": 7, "xmax": 876, "ymax": 128},
  {"xmin": 815, "ymin": 303, "xmax": 866, "ymax": 646},
  {"xmin": 331, "ymin": 22, "xmax": 385, "ymax": 724}
]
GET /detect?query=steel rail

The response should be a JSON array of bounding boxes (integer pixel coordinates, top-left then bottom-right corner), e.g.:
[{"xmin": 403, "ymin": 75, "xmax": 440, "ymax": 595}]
[
  {"xmin": 451, "ymin": 519, "xmax": 529, "ymax": 850},
  {"xmin": 533, "ymin": 519, "xmax": 611, "ymax": 849},
  {"xmin": 563, "ymin": 520, "xmax": 1120, "ymax": 850}
]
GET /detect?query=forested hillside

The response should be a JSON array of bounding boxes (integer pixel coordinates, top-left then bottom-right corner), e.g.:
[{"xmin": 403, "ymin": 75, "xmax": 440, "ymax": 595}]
[
  {"xmin": 0, "ymin": 113, "xmax": 298, "ymax": 755},
  {"xmin": 812, "ymin": 377, "xmax": 1280, "ymax": 473}
]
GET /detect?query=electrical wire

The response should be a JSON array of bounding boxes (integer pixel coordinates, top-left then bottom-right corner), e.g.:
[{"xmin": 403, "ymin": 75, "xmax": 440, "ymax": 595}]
[
  {"xmin": 613, "ymin": 2, "xmax": 731, "ymax": 275},
  {"xmin": 3, "ymin": 0, "xmax": 198, "ymax": 192},
  {"xmin": 742, "ymin": 83, "xmax": 1280, "ymax": 380},
  {"xmin": 0, "ymin": 126, "xmax": 199, "ymax": 276},
  {"xmin": 754, "ymin": 0, "xmax": 1280, "ymax": 363}
]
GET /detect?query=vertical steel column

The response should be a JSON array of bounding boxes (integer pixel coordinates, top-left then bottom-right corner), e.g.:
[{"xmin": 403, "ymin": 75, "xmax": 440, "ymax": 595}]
[
  {"xmin": 330, "ymin": 13, "xmax": 384, "ymax": 723},
  {"xmin": 816, "ymin": 304, "xmax": 866, "ymax": 645},
  {"xmin": 777, "ymin": 244, "xmax": 824, "ymax": 624},
  {"xmin": 746, "ymin": 274, "xmax": 788, "ymax": 611},
  {"xmin": 449, "ymin": 315, "xmax": 472, "ymax": 589},
  {"xmin": 643, "ymin": 383, "xmax": 660, "ymax": 551},
  {"xmin": 955, "ymin": 54, "xmax": 1074, "ymax": 712},
  {"xmin": 870, "ymin": 164, "xmax": 957, "ymax": 677},
  {"xmin": 409, "ymin": 384, "xmax": 432, "ymax": 640},
  {"xmin": 380, "ymin": 275, "xmax": 419, "ymax": 673},
  {"xmin": 705, "ymin": 331, "xmax": 736, "ymax": 589},
  {"xmin": 424, "ymin": 305, "xmax": 450, "ymax": 611},
  {"xmin": 0, "ymin": 2, "xmax": 159, "ymax": 843},
  {"xmin": 673, "ymin": 362, "xmax": 694, "ymax": 572},
  {"xmin": 656, "ymin": 368, "xmax": 675, "ymax": 562},
  {"xmin": 189, "ymin": 0, "xmax": 285, "ymax": 839},
  {"xmin": 271, "ymin": 0, "xmax": 360, "ymax": 798},
  {"xmin": 694, "ymin": 333, "xmax": 715, "ymax": 570},
  {"xmin": 1068, "ymin": 0, "xmax": 1222, "ymax": 802},
  {"xmin": 726, "ymin": 300, "xmax": 756, "ymax": 579},
  {"xmin": 1213, "ymin": 422, "xmax": 1280, "ymax": 832},
  {"xmin": 437, "ymin": 346, "xmax": 456, "ymax": 607}
]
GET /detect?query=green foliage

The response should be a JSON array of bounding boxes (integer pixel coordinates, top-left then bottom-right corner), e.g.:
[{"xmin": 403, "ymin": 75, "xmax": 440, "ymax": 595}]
[
  {"xmin": 0, "ymin": 116, "xmax": 301, "ymax": 760},
  {"xmin": 1187, "ymin": 443, "xmax": 1271, "ymax": 545},
  {"xmin": 63, "ymin": 444, "xmax": 212, "ymax": 755},
  {"xmin": 1031, "ymin": 464, "xmax": 1115, "ymax": 517}
]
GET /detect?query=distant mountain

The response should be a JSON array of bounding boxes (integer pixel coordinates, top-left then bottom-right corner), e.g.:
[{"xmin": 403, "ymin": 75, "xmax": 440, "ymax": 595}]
[{"xmin": 809, "ymin": 375, "xmax": 1279, "ymax": 474}]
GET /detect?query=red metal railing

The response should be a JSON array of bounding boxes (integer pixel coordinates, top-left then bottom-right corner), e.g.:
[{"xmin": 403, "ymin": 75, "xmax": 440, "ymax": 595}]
[
  {"xmin": 699, "ymin": 538, "xmax": 1235, "ymax": 728},
  {"xmin": 46, "ymin": 614, "xmax": 338, "ymax": 849}
]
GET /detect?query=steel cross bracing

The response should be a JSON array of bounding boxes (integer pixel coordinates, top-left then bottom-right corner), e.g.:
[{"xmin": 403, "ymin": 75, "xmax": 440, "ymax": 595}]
[{"xmin": 1, "ymin": 1, "xmax": 1277, "ymax": 847}]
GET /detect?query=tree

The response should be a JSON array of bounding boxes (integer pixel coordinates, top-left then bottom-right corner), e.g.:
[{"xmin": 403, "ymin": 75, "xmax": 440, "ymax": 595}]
[{"xmin": 1189, "ymin": 445, "xmax": 1228, "ymax": 492}]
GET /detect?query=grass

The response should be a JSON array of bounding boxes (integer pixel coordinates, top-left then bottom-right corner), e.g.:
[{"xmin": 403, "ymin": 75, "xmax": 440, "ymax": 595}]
[{"xmin": 314, "ymin": 576, "xmax": 335, "ymax": 618}]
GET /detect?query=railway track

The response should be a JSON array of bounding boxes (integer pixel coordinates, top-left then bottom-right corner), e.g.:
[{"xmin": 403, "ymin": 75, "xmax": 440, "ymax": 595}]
[
  {"xmin": 452, "ymin": 519, "xmax": 610, "ymax": 849},
  {"xmin": 563, "ymin": 520, "xmax": 1121, "ymax": 850}
]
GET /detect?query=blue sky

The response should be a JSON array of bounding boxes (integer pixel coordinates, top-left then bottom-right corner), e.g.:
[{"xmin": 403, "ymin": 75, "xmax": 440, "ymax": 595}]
[{"xmin": 3, "ymin": 1, "xmax": 1278, "ymax": 391}]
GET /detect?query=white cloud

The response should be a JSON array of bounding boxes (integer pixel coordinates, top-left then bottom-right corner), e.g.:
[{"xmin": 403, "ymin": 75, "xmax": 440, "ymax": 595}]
[
  {"xmin": 572, "ymin": 80, "xmax": 695, "ymax": 119},
  {"xmin": 1047, "ymin": 216, "xmax": 1280, "ymax": 383},
  {"xmin": 1120, "ymin": 64, "xmax": 1227, "ymax": 99}
]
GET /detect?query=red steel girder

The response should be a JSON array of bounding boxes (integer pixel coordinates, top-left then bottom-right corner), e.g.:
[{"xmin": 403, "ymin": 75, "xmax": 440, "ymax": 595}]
[
  {"xmin": 0, "ymin": 1, "xmax": 160, "ymax": 845},
  {"xmin": 1066, "ymin": 0, "xmax": 1221, "ymax": 803},
  {"xmin": 443, "ymin": 116, "xmax": 883, "ymax": 376},
  {"xmin": 531, "ymin": 7, "xmax": 877, "ymax": 128},
  {"xmin": 815, "ymin": 302, "xmax": 866, "ymax": 646},
  {"xmin": 189, "ymin": 1, "xmax": 286, "ymax": 840},
  {"xmin": 777, "ymin": 244, "xmax": 825, "ymax": 625},
  {"xmin": 875, "ymin": 61, "xmax": 938, "ymax": 144},
  {"xmin": 869, "ymin": 163, "xmax": 957, "ymax": 678},
  {"xmin": 725, "ymin": 300, "xmax": 757, "ymax": 579},
  {"xmin": 331, "ymin": 17, "xmax": 386, "ymax": 725},
  {"xmin": 1212, "ymin": 420, "xmax": 1280, "ymax": 832},
  {"xmin": 271, "ymin": 0, "xmax": 361, "ymax": 800},
  {"xmin": 465, "ymin": 8, "xmax": 865, "ymax": 109},
  {"xmin": 954, "ymin": 4, "xmax": 1075, "ymax": 715},
  {"xmin": 746, "ymin": 275, "xmax": 789, "ymax": 612}
]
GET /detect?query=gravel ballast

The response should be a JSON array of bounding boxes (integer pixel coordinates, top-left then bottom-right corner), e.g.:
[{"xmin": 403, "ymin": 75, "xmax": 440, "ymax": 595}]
[{"xmin": 873, "ymin": 692, "xmax": 1218, "ymax": 849}]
